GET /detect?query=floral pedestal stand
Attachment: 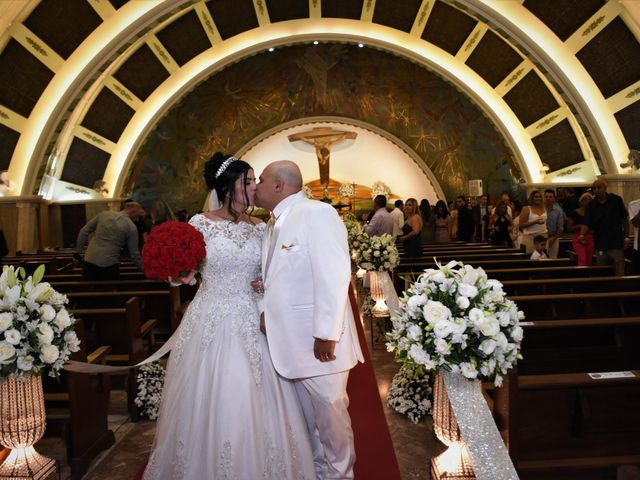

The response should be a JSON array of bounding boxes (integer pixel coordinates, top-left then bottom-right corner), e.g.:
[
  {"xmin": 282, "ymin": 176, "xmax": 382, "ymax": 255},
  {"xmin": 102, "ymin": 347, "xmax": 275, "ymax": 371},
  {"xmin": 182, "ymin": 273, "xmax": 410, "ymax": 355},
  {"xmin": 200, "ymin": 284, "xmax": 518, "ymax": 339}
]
[
  {"xmin": 0, "ymin": 376, "xmax": 56, "ymax": 480},
  {"xmin": 368, "ymin": 271, "xmax": 391, "ymax": 348},
  {"xmin": 430, "ymin": 373, "xmax": 476, "ymax": 480}
]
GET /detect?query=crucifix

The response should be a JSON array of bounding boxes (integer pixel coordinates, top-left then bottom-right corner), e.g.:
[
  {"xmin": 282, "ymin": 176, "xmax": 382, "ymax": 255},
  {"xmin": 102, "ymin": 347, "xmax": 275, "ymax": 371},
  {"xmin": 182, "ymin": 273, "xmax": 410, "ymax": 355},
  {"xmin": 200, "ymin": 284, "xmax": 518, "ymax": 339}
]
[{"xmin": 288, "ymin": 127, "xmax": 357, "ymax": 198}]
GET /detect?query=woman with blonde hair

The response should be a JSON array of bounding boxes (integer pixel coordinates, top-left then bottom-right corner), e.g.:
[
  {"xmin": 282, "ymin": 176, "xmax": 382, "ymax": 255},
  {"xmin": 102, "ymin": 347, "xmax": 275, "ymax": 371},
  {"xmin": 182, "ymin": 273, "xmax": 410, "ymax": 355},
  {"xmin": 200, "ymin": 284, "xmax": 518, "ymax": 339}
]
[{"xmin": 518, "ymin": 190, "xmax": 547, "ymax": 253}]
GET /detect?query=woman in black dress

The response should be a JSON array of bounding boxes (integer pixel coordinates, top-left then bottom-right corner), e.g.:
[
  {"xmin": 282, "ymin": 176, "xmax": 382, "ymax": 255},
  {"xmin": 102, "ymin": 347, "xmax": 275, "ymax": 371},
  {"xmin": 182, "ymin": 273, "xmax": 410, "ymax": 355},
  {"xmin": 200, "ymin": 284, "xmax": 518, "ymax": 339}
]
[
  {"xmin": 488, "ymin": 201, "xmax": 513, "ymax": 247},
  {"xmin": 399, "ymin": 198, "xmax": 424, "ymax": 257}
]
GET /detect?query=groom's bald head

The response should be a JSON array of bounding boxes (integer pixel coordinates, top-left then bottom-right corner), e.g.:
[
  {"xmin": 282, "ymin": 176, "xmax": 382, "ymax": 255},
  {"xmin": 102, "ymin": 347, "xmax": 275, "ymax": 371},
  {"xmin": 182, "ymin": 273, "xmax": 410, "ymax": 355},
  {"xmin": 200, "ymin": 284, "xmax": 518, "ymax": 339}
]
[{"xmin": 255, "ymin": 160, "xmax": 303, "ymax": 211}]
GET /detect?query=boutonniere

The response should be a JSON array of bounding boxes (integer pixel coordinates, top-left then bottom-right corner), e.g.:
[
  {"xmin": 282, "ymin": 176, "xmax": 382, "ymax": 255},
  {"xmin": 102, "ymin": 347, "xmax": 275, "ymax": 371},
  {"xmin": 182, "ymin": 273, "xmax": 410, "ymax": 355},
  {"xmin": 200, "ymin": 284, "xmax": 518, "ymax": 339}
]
[{"xmin": 281, "ymin": 243, "xmax": 297, "ymax": 250}]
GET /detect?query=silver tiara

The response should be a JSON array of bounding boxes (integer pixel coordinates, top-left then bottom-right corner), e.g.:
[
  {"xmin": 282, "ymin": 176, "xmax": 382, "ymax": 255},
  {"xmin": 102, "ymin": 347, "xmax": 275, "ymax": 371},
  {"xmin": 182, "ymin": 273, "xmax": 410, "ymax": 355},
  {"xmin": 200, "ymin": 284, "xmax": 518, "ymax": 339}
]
[{"xmin": 215, "ymin": 156, "xmax": 237, "ymax": 178}]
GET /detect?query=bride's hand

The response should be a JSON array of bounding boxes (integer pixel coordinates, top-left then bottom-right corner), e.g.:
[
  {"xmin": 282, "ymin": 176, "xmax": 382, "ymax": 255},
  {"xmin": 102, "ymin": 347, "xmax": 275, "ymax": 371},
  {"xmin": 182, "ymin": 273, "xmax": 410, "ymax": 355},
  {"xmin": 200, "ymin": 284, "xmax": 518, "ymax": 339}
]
[
  {"xmin": 251, "ymin": 276, "xmax": 264, "ymax": 294},
  {"xmin": 168, "ymin": 270, "xmax": 196, "ymax": 285}
]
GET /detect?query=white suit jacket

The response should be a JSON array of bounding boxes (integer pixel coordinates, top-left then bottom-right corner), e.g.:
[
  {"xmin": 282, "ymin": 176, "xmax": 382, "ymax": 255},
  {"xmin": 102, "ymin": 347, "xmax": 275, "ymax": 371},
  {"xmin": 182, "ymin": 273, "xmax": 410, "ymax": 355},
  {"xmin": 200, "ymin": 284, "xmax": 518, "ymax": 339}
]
[{"xmin": 262, "ymin": 192, "xmax": 364, "ymax": 379}]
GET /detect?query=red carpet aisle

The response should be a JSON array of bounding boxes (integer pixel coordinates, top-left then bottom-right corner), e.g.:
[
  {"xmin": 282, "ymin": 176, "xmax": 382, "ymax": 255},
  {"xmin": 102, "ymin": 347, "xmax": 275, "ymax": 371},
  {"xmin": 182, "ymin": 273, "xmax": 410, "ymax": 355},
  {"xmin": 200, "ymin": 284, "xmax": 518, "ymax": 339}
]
[{"xmin": 134, "ymin": 286, "xmax": 400, "ymax": 479}]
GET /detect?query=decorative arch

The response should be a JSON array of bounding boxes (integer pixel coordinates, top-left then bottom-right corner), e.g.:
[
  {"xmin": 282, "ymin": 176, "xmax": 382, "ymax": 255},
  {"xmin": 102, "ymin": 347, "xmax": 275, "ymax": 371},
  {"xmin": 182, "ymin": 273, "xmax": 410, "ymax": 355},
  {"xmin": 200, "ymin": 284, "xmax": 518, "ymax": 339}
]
[{"xmin": 0, "ymin": 0, "xmax": 637, "ymax": 199}]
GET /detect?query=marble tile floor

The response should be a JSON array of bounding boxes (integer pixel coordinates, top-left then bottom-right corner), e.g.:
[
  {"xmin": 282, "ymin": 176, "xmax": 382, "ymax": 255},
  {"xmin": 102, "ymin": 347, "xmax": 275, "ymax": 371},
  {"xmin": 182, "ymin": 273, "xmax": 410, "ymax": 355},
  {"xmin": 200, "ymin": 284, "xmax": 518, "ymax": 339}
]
[{"xmin": 35, "ymin": 326, "xmax": 441, "ymax": 480}]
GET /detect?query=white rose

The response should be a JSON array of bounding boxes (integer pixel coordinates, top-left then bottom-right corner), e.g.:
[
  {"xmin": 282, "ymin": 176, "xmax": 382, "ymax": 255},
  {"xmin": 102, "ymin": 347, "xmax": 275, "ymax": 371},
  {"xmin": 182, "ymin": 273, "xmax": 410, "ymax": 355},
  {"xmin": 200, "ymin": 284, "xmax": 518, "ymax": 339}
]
[
  {"xmin": 450, "ymin": 317, "xmax": 468, "ymax": 335},
  {"xmin": 460, "ymin": 362, "xmax": 478, "ymax": 379},
  {"xmin": 457, "ymin": 283, "xmax": 478, "ymax": 298},
  {"xmin": 49, "ymin": 292, "xmax": 67, "ymax": 306},
  {"xmin": 433, "ymin": 320, "xmax": 454, "ymax": 338},
  {"xmin": 0, "ymin": 312, "xmax": 13, "ymax": 332},
  {"xmin": 17, "ymin": 355, "xmax": 34, "ymax": 371},
  {"xmin": 53, "ymin": 309, "xmax": 72, "ymax": 330},
  {"xmin": 461, "ymin": 266, "xmax": 479, "ymax": 285},
  {"xmin": 511, "ymin": 326, "xmax": 524, "ymax": 342},
  {"xmin": 435, "ymin": 338, "xmax": 451, "ymax": 355},
  {"xmin": 422, "ymin": 301, "xmax": 451, "ymax": 325},
  {"xmin": 40, "ymin": 344, "xmax": 60, "ymax": 364},
  {"xmin": 408, "ymin": 344, "xmax": 432, "ymax": 367},
  {"xmin": 37, "ymin": 323, "xmax": 54, "ymax": 346},
  {"xmin": 497, "ymin": 311, "xmax": 511, "ymax": 327},
  {"xmin": 451, "ymin": 333, "xmax": 467, "ymax": 346},
  {"xmin": 456, "ymin": 296, "xmax": 470, "ymax": 309},
  {"xmin": 0, "ymin": 341, "xmax": 16, "ymax": 364},
  {"xmin": 39, "ymin": 304, "xmax": 56, "ymax": 322},
  {"xmin": 407, "ymin": 294, "xmax": 428, "ymax": 310},
  {"xmin": 64, "ymin": 331, "xmax": 81, "ymax": 352},
  {"xmin": 469, "ymin": 308, "xmax": 484, "ymax": 326},
  {"xmin": 4, "ymin": 328, "xmax": 21, "ymax": 345},
  {"xmin": 479, "ymin": 339, "xmax": 497, "ymax": 355},
  {"xmin": 479, "ymin": 316, "xmax": 500, "ymax": 337},
  {"xmin": 495, "ymin": 332, "xmax": 509, "ymax": 350},
  {"xmin": 407, "ymin": 324, "xmax": 422, "ymax": 341}
]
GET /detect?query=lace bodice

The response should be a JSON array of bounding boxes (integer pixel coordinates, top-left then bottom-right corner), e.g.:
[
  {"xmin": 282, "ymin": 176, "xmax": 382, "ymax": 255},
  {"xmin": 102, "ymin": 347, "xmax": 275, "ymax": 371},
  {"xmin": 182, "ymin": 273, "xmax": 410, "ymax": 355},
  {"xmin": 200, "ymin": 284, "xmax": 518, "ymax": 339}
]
[
  {"xmin": 188, "ymin": 214, "xmax": 265, "ymax": 296},
  {"xmin": 172, "ymin": 215, "xmax": 266, "ymax": 373}
]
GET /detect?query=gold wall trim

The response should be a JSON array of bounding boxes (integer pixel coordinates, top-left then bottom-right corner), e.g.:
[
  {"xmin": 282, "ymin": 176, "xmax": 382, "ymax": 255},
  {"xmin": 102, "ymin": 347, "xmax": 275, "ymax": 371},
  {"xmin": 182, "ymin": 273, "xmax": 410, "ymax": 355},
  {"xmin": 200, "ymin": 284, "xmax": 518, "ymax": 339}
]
[
  {"xmin": 309, "ymin": 0, "xmax": 320, "ymax": 19},
  {"xmin": 361, "ymin": 0, "xmax": 375, "ymax": 22},
  {"xmin": 87, "ymin": 0, "xmax": 117, "ymax": 21},
  {"xmin": 525, "ymin": 106, "xmax": 568, "ymax": 137},
  {"xmin": 104, "ymin": 76, "xmax": 142, "ymax": 110},
  {"xmin": 253, "ymin": 0, "xmax": 271, "ymax": 26},
  {"xmin": 411, "ymin": 0, "xmax": 435, "ymax": 37},
  {"xmin": 10, "ymin": 22, "xmax": 64, "ymax": 72},
  {"xmin": 73, "ymin": 125, "xmax": 116, "ymax": 153},
  {"xmin": 146, "ymin": 34, "xmax": 180, "ymax": 74},
  {"xmin": 0, "ymin": 105, "xmax": 27, "ymax": 132},
  {"xmin": 606, "ymin": 79, "xmax": 640, "ymax": 113},
  {"xmin": 194, "ymin": 2, "xmax": 222, "ymax": 45},
  {"xmin": 456, "ymin": 23, "xmax": 487, "ymax": 62},
  {"xmin": 565, "ymin": 0, "xmax": 622, "ymax": 53}
]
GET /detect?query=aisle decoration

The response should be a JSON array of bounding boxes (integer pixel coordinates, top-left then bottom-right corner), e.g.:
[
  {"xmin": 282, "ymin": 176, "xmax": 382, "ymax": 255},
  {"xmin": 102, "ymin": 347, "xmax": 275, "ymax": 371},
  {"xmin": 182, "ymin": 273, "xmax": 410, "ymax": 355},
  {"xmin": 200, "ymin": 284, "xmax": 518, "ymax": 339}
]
[
  {"xmin": 354, "ymin": 233, "xmax": 400, "ymax": 317},
  {"xmin": 387, "ymin": 260, "xmax": 523, "ymax": 480},
  {"xmin": 370, "ymin": 181, "xmax": 391, "ymax": 199},
  {"xmin": 142, "ymin": 221, "xmax": 206, "ymax": 280},
  {"xmin": 0, "ymin": 264, "xmax": 80, "ymax": 479},
  {"xmin": 387, "ymin": 364, "xmax": 432, "ymax": 423},
  {"xmin": 134, "ymin": 362, "xmax": 165, "ymax": 420}
]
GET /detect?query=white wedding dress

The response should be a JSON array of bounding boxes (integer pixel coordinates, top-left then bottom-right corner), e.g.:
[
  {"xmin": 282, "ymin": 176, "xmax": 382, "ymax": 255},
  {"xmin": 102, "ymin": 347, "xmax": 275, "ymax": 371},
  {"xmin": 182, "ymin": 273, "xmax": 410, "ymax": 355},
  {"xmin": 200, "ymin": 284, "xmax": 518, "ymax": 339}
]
[{"xmin": 143, "ymin": 215, "xmax": 316, "ymax": 480}]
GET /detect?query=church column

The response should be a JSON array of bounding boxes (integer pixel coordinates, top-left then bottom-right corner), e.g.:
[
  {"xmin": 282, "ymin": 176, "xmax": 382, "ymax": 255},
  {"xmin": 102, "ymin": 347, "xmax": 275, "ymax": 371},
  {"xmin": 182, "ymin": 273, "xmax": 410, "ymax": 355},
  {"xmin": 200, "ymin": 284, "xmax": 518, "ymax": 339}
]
[{"xmin": 15, "ymin": 197, "xmax": 41, "ymax": 254}]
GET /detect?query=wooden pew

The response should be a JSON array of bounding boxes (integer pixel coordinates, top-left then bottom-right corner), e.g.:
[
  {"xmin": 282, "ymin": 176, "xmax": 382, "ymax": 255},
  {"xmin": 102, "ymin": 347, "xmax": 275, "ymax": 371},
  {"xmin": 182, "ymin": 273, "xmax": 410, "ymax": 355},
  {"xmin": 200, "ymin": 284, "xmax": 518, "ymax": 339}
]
[
  {"xmin": 44, "ymin": 271, "xmax": 146, "ymax": 282},
  {"xmin": 65, "ymin": 289, "xmax": 180, "ymax": 338},
  {"xmin": 72, "ymin": 297, "xmax": 155, "ymax": 420},
  {"xmin": 43, "ymin": 320, "xmax": 115, "ymax": 479},
  {"xmin": 502, "ymin": 275, "xmax": 640, "ymax": 296}
]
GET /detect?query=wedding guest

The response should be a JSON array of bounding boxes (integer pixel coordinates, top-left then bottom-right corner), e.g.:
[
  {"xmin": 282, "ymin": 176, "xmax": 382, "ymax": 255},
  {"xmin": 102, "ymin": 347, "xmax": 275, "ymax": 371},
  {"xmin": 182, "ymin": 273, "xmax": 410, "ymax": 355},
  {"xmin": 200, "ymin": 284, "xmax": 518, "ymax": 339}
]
[
  {"xmin": 472, "ymin": 194, "xmax": 489, "ymax": 242},
  {"xmin": 530, "ymin": 235, "xmax": 548, "ymax": 260},
  {"xmin": 491, "ymin": 192, "xmax": 513, "ymax": 218},
  {"xmin": 580, "ymin": 179, "xmax": 628, "ymax": 276},
  {"xmin": 399, "ymin": 198, "xmax": 423, "ymax": 257},
  {"xmin": 74, "ymin": 201, "xmax": 145, "ymax": 280},
  {"xmin": 0, "ymin": 229, "xmax": 7, "ymax": 260},
  {"xmin": 455, "ymin": 196, "xmax": 475, "ymax": 241},
  {"xmin": 434, "ymin": 200, "xmax": 452, "ymax": 243},
  {"xmin": 488, "ymin": 201, "xmax": 513, "ymax": 247},
  {"xmin": 363, "ymin": 194, "xmax": 394, "ymax": 236},
  {"xmin": 390, "ymin": 199, "xmax": 405, "ymax": 237},
  {"xmin": 518, "ymin": 190, "xmax": 547, "ymax": 253},
  {"xmin": 544, "ymin": 189, "xmax": 564, "ymax": 259},
  {"xmin": 419, "ymin": 198, "xmax": 434, "ymax": 244},
  {"xmin": 567, "ymin": 193, "xmax": 594, "ymax": 266}
]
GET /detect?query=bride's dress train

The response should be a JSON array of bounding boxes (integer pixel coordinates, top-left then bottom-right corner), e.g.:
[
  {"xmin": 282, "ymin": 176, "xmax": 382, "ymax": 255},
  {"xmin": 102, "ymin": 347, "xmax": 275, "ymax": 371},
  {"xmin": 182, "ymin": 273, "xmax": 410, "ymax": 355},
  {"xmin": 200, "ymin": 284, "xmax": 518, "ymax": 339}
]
[{"xmin": 143, "ymin": 215, "xmax": 315, "ymax": 479}]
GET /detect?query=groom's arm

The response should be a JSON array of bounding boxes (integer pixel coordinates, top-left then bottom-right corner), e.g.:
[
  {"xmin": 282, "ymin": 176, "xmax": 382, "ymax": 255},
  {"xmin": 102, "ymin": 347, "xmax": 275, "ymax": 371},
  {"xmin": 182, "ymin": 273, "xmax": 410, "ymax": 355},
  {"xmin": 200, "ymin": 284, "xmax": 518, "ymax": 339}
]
[{"xmin": 308, "ymin": 205, "xmax": 351, "ymax": 342}]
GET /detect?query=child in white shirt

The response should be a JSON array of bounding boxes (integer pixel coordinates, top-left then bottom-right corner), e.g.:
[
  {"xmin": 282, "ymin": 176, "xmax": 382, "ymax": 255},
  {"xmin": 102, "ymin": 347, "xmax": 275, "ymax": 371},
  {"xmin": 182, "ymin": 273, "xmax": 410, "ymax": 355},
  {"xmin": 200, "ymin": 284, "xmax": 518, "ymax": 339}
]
[{"xmin": 530, "ymin": 235, "xmax": 548, "ymax": 260}]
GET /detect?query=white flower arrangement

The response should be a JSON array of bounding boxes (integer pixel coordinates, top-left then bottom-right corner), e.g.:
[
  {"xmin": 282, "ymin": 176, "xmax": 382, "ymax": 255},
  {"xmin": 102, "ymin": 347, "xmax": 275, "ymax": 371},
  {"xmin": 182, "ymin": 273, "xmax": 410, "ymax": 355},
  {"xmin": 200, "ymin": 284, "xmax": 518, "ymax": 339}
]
[
  {"xmin": 134, "ymin": 362, "xmax": 165, "ymax": 420},
  {"xmin": 354, "ymin": 233, "xmax": 400, "ymax": 272},
  {"xmin": 302, "ymin": 185, "xmax": 313, "ymax": 199},
  {"xmin": 339, "ymin": 183, "xmax": 354, "ymax": 198},
  {"xmin": 386, "ymin": 260, "xmax": 524, "ymax": 387},
  {"xmin": 370, "ymin": 181, "xmax": 391, "ymax": 199},
  {"xmin": 387, "ymin": 364, "xmax": 433, "ymax": 424},
  {"xmin": 0, "ymin": 265, "xmax": 80, "ymax": 382},
  {"xmin": 343, "ymin": 218, "xmax": 363, "ymax": 252}
]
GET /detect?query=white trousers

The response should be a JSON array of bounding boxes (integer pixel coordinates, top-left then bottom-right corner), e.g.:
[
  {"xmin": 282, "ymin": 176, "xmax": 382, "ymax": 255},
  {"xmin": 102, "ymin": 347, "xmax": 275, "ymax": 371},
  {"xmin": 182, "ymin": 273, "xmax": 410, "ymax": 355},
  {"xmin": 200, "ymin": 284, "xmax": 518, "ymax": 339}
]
[{"xmin": 295, "ymin": 371, "xmax": 355, "ymax": 479}]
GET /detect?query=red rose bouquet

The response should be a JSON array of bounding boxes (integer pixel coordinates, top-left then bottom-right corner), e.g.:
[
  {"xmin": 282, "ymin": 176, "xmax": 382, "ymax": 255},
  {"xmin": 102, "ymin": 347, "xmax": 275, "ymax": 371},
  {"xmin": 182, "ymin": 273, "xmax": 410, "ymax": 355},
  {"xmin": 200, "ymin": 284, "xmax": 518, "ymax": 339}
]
[{"xmin": 142, "ymin": 221, "xmax": 206, "ymax": 280}]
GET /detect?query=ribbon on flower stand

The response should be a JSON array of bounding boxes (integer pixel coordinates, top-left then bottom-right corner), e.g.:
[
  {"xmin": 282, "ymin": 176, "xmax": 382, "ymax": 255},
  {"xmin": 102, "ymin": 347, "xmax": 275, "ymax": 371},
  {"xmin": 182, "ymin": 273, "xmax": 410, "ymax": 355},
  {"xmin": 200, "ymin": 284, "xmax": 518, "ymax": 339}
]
[{"xmin": 439, "ymin": 371, "xmax": 519, "ymax": 480}]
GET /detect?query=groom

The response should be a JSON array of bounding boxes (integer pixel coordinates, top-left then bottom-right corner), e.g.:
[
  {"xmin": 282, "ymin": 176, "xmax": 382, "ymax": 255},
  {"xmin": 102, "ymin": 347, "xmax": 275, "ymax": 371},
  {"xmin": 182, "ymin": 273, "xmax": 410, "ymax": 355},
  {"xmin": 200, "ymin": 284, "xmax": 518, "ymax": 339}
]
[{"xmin": 255, "ymin": 160, "xmax": 364, "ymax": 479}]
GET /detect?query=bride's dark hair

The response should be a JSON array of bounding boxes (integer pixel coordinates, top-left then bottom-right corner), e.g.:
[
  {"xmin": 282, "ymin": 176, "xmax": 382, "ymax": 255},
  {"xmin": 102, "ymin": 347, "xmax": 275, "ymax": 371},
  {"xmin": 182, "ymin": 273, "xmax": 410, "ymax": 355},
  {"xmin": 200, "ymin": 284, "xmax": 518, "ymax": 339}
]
[{"xmin": 204, "ymin": 152, "xmax": 252, "ymax": 221}]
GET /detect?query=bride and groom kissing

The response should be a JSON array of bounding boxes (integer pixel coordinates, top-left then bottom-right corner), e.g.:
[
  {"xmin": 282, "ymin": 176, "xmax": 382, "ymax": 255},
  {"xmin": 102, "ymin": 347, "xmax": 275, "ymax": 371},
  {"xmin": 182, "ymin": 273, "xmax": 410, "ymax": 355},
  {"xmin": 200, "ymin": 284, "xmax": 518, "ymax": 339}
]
[{"xmin": 142, "ymin": 153, "xmax": 364, "ymax": 479}]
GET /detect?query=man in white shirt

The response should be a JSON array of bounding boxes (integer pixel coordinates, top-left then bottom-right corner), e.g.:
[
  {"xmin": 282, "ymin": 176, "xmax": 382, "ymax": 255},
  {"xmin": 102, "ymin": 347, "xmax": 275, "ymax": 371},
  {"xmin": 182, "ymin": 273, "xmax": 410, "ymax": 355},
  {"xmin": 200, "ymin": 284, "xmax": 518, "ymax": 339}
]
[
  {"xmin": 363, "ymin": 195, "xmax": 394, "ymax": 237},
  {"xmin": 390, "ymin": 199, "xmax": 404, "ymax": 237}
]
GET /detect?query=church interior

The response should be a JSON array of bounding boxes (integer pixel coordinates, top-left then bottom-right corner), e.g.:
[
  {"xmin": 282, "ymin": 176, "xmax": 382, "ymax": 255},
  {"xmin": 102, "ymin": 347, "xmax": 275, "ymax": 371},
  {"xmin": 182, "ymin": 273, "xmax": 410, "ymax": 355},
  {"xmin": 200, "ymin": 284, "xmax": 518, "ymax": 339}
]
[{"xmin": 1, "ymin": 0, "xmax": 640, "ymax": 479}]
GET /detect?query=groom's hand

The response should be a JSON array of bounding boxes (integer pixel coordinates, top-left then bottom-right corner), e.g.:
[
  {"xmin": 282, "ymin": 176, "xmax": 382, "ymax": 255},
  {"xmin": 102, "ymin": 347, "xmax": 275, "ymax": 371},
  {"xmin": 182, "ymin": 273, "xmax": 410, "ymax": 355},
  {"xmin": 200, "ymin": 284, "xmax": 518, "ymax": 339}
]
[
  {"xmin": 314, "ymin": 338, "xmax": 337, "ymax": 362},
  {"xmin": 259, "ymin": 313, "xmax": 266, "ymax": 335}
]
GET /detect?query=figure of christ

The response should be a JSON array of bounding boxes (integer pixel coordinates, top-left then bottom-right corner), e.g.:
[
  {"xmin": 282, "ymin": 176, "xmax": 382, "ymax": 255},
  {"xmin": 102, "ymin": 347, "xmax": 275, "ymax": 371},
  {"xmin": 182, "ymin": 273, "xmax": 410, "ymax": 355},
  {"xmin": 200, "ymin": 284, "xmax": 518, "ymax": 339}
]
[{"xmin": 288, "ymin": 127, "xmax": 357, "ymax": 190}]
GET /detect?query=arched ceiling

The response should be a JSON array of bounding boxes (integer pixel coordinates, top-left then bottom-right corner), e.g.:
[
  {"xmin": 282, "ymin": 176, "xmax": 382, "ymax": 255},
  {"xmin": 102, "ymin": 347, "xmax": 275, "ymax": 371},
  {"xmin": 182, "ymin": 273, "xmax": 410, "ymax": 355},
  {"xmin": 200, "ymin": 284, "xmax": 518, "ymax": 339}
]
[{"xmin": 0, "ymin": 0, "xmax": 638, "ymax": 199}]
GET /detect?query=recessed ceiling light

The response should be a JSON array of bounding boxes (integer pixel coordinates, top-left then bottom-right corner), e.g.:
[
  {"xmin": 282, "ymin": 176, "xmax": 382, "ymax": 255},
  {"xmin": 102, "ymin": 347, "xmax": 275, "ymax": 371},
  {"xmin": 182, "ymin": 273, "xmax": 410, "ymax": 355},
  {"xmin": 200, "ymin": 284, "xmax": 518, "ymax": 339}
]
[
  {"xmin": 358, "ymin": 43, "xmax": 364, "ymax": 48},
  {"xmin": 268, "ymin": 47, "xmax": 275, "ymax": 52},
  {"xmin": 313, "ymin": 41, "xmax": 319, "ymax": 45}
]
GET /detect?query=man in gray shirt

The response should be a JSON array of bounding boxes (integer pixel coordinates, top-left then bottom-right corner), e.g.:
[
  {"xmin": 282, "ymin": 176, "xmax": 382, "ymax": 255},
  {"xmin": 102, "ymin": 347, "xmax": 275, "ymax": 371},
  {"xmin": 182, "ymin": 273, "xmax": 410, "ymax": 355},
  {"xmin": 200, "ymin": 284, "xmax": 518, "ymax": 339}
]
[{"xmin": 75, "ymin": 202, "xmax": 146, "ymax": 280}]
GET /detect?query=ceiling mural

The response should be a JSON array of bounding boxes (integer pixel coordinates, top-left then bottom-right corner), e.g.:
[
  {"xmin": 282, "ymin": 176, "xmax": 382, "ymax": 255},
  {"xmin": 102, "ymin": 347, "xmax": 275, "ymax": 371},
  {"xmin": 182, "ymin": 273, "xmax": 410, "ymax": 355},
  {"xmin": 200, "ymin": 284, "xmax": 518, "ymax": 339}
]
[{"xmin": 131, "ymin": 43, "xmax": 519, "ymax": 213}]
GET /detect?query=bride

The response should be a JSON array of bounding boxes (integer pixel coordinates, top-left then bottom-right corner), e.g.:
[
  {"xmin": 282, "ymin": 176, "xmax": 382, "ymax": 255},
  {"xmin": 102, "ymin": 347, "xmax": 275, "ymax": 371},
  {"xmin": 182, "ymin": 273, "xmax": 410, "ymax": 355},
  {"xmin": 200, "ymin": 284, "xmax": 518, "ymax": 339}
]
[{"xmin": 143, "ymin": 153, "xmax": 316, "ymax": 479}]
